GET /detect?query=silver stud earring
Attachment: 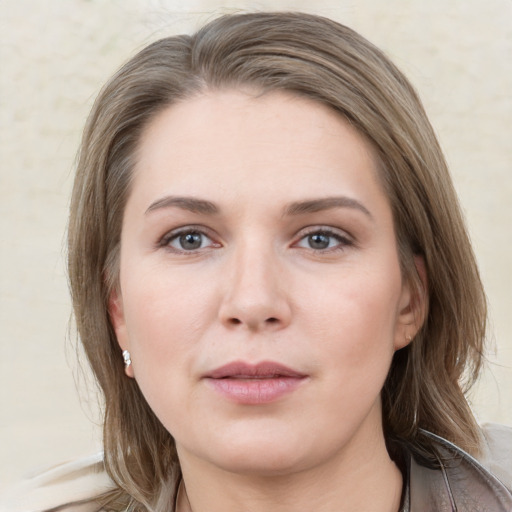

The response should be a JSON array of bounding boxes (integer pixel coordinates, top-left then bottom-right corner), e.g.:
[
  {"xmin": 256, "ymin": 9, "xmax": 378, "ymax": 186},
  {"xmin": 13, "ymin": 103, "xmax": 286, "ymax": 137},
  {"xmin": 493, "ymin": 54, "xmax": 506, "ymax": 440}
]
[{"xmin": 122, "ymin": 350, "xmax": 132, "ymax": 367}]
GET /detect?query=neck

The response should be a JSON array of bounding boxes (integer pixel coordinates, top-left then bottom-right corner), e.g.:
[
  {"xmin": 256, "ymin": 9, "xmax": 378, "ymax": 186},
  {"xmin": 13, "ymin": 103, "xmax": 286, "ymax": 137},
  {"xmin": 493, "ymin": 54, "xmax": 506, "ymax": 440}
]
[{"xmin": 176, "ymin": 431, "xmax": 403, "ymax": 512}]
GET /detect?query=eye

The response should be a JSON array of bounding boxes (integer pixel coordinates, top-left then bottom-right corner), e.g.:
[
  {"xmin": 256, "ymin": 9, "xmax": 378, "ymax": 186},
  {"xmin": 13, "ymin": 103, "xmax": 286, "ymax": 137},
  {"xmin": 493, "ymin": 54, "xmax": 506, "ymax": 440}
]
[
  {"xmin": 295, "ymin": 229, "xmax": 352, "ymax": 251},
  {"xmin": 162, "ymin": 229, "xmax": 218, "ymax": 252}
]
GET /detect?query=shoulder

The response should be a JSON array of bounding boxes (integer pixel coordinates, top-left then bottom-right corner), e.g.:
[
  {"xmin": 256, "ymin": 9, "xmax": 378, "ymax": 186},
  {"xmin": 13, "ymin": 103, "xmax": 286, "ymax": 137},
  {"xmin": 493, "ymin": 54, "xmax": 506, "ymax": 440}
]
[
  {"xmin": 479, "ymin": 422, "xmax": 512, "ymax": 491},
  {"xmin": 408, "ymin": 424, "xmax": 512, "ymax": 511},
  {"xmin": 0, "ymin": 453, "xmax": 115, "ymax": 512}
]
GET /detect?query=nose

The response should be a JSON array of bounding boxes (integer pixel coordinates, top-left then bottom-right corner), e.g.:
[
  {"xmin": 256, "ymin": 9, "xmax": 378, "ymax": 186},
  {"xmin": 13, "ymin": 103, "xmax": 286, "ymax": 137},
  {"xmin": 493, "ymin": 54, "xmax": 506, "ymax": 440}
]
[{"xmin": 218, "ymin": 242, "xmax": 292, "ymax": 332}]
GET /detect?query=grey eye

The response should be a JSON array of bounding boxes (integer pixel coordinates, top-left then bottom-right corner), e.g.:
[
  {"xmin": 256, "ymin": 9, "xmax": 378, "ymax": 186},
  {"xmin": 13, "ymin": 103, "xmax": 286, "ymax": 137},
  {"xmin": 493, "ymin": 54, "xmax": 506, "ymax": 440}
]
[
  {"xmin": 307, "ymin": 233, "xmax": 331, "ymax": 249},
  {"xmin": 167, "ymin": 231, "xmax": 212, "ymax": 251},
  {"xmin": 296, "ymin": 231, "xmax": 344, "ymax": 250},
  {"xmin": 178, "ymin": 232, "xmax": 203, "ymax": 250}
]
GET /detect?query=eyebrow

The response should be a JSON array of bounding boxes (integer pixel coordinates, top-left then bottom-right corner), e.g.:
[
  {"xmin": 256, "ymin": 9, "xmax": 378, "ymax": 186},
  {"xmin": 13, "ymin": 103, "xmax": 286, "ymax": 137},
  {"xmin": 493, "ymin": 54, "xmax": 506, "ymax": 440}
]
[
  {"xmin": 145, "ymin": 194, "xmax": 372, "ymax": 219},
  {"xmin": 145, "ymin": 196, "xmax": 219, "ymax": 215},
  {"xmin": 284, "ymin": 196, "xmax": 372, "ymax": 219}
]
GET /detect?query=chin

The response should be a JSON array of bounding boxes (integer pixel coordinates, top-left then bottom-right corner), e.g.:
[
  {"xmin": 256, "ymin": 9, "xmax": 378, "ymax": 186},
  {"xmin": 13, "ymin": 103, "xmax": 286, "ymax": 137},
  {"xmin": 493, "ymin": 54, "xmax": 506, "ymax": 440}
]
[
  {"xmin": 189, "ymin": 423, "xmax": 328, "ymax": 477},
  {"xmin": 210, "ymin": 445, "xmax": 308, "ymax": 477}
]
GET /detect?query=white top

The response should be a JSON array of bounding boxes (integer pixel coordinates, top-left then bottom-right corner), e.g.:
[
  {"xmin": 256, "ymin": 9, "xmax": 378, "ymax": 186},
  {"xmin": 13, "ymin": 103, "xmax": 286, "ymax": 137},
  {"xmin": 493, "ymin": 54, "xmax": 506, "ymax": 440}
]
[{"xmin": 0, "ymin": 452, "xmax": 113, "ymax": 512}]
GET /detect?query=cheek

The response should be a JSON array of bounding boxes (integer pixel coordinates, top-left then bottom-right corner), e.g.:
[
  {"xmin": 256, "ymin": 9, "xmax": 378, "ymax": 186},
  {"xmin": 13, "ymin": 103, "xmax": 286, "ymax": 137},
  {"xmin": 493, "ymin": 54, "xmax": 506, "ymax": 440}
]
[
  {"xmin": 311, "ymin": 262, "xmax": 402, "ymax": 335},
  {"xmin": 119, "ymin": 280, "xmax": 205, "ymax": 428},
  {"xmin": 123, "ymin": 263, "xmax": 214, "ymax": 334},
  {"xmin": 306, "ymin": 263, "xmax": 402, "ymax": 379},
  {"xmin": 119, "ymin": 267, "xmax": 219, "ymax": 390}
]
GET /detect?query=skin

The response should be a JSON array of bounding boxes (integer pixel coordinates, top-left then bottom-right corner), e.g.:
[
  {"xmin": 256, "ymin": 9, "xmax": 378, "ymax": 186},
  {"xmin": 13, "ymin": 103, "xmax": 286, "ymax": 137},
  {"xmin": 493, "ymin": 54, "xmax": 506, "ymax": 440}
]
[{"xmin": 110, "ymin": 90, "xmax": 424, "ymax": 512}]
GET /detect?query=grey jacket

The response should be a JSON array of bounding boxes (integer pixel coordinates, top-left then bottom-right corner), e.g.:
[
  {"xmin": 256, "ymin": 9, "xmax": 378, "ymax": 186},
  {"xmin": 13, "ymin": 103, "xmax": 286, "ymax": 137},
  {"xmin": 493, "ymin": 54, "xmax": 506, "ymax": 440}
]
[{"xmin": 404, "ymin": 427, "xmax": 512, "ymax": 511}]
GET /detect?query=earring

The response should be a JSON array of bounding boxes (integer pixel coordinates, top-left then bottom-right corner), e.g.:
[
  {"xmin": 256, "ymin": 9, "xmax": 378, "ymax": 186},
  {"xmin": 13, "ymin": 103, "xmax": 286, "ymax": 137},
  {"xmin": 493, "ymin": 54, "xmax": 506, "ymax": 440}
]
[{"xmin": 122, "ymin": 350, "xmax": 132, "ymax": 367}]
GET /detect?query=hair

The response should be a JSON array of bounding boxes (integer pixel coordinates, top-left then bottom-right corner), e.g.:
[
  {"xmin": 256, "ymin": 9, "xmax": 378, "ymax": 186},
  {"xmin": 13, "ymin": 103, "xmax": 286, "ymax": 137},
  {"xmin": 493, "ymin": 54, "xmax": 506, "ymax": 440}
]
[{"xmin": 68, "ymin": 11, "xmax": 487, "ymax": 511}]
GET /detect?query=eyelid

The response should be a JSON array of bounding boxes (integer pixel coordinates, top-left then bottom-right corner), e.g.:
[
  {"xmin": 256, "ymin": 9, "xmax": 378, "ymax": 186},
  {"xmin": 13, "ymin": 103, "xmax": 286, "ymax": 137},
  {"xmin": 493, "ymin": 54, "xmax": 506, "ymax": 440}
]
[
  {"xmin": 158, "ymin": 225, "xmax": 222, "ymax": 252},
  {"xmin": 293, "ymin": 225, "xmax": 355, "ymax": 250}
]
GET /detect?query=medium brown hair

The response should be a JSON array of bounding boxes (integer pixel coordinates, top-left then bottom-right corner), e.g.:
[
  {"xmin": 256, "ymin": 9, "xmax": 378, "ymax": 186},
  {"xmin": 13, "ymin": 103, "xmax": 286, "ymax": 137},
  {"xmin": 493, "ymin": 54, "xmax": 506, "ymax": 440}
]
[{"xmin": 68, "ymin": 11, "xmax": 487, "ymax": 510}]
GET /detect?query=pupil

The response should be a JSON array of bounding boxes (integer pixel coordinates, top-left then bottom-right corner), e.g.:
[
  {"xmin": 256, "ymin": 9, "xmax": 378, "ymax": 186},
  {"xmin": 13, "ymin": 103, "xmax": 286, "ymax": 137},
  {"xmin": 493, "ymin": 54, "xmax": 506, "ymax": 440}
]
[
  {"xmin": 180, "ymin": 232, "xmax": 202, "ymax": 249},
  {"xmin": 309, "ymin": 233, "xmax": 330, "ymax": 249}
]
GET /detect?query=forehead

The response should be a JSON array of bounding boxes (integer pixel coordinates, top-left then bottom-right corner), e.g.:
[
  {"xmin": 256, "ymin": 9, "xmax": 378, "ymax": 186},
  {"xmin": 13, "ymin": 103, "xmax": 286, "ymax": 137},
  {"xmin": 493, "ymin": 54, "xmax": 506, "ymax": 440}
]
[{"xmin": 131, "ymin": 89, "xmax": 387, "ymax": 212}]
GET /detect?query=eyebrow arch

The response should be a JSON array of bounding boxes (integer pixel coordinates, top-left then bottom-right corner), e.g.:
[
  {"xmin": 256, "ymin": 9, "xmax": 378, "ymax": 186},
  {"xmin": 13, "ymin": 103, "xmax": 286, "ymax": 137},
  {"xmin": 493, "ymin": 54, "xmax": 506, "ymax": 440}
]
[
  {"xmin": 284, "ymin": 196, "xmax": 372, "ymax": 219},
  {"xmin": 145, "ymin": 196, "xmax": 219, "ymax": 215}
]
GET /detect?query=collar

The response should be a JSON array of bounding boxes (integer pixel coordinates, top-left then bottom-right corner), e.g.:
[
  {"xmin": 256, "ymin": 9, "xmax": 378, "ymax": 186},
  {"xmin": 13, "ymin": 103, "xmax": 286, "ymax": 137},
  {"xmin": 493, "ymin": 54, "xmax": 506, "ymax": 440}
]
[{"xmin": 403, "ymin": 430, "xmax": 512, "ymax": 511}]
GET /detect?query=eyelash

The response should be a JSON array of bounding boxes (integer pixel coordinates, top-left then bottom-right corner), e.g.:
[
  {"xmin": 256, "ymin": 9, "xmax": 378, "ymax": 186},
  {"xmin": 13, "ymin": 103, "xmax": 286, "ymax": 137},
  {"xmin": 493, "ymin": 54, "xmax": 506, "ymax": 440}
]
[
  {"xmin": 294, "ymin": 227, "xmax": 354, "ymax": 252},
  {"xmin": 158, "ymin": 226, "xmax": 219, "ymax": 253},
  {"xmin": 158, "ymin": 226, "xmax": 354, "ymax": 254}
]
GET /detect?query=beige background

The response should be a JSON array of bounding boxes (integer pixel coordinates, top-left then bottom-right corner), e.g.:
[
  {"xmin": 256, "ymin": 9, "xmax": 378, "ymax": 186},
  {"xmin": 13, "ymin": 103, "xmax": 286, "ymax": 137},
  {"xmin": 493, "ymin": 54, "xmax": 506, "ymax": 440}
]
[{"xmin": 1, "ymin": 0, "xmax": 511, "ymax": 491}]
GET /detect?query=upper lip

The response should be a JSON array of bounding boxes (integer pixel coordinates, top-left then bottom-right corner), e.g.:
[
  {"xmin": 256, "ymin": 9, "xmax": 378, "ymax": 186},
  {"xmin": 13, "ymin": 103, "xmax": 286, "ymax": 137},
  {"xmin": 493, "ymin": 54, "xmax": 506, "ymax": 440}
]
[{"xmin": 205, "ymin": 361, "xmax": 307, "ymax": 379}]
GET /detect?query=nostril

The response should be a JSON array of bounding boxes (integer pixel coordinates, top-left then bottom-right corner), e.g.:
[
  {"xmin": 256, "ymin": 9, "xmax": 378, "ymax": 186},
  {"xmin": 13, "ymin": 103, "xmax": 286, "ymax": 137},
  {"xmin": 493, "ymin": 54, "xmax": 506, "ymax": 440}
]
[
  {"xmin": 229, "ymin": 318, "xmax": 242, "ymax": 325},
  {"xmin": 266, "ymin": 317, "xmax": 279, "ymax": 324}
]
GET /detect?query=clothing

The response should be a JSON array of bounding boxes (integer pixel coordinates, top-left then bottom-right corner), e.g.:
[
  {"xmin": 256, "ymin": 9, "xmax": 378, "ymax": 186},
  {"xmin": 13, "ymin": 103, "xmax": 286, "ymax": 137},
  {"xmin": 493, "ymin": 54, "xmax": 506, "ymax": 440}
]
[
  {"xmin": 0, "ymin": 453, "xmax": 110, "ymax": 512},
  {"xmin": 404, "ymin": 425, "xmax": 512, "ymax": 511},
  {"xmin": 1, "ymin": 424, "xmax": 511, "ymax": 512}
]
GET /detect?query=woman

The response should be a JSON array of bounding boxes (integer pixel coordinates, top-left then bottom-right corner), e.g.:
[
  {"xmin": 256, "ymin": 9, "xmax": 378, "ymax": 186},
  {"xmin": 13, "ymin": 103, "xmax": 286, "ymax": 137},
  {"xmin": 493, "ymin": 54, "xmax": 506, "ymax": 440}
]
[{"xmin": 4, "ymin": 11, "xmax": 511, "ymax": 512}]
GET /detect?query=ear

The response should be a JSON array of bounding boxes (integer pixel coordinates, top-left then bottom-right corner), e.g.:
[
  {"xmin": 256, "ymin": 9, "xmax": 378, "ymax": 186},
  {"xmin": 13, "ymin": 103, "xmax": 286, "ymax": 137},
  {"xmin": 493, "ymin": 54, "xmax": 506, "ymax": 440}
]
[
  {"xmin": 394, "ymin": 255, "xmax": 428, "ymax": 350},
  {"xmin": 108, "ymin": 288, "xmax": 134, "ymax": 378}
]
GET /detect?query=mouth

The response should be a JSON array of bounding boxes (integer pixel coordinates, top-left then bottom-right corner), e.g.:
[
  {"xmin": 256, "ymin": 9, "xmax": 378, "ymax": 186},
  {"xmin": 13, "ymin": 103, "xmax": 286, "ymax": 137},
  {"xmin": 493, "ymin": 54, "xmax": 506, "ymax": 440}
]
[{"xmin": 203, "ymin": 361, "xmax": 308, "ymax": 404}]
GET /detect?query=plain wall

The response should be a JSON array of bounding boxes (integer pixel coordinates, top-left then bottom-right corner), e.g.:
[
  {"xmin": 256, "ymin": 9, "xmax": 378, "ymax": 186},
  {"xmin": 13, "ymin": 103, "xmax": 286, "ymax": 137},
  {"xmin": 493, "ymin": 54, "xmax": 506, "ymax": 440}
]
[{"xmin": 1, "ymin": 0, "xmax": 511, "ymax": 490}]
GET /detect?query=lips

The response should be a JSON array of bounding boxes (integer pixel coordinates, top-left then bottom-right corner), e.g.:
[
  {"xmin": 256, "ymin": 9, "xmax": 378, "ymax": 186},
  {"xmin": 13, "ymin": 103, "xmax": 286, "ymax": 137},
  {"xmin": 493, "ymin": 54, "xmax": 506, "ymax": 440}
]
[
  {"xmin": 206, "ymin": 361, "xmax": 307, "ymax": 379},
  {"xmin": 203, "ymin": 361, "xmax": 308, "ymax": 404}
]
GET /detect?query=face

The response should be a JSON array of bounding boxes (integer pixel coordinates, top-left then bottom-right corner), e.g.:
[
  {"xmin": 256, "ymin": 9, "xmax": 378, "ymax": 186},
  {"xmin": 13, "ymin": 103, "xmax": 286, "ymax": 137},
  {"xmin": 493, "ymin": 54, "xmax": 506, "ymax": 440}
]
[{"xmin": 111, "ymin": 90, "xmax": 420, "ymax": 477}]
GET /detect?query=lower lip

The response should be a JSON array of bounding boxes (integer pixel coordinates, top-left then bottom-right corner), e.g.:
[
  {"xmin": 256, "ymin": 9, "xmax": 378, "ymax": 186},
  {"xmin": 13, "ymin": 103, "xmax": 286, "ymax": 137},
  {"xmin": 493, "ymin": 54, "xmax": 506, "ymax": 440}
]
[{"xmin": 205, "ymin": 377, "xmax": 306, "ymax": 404}]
